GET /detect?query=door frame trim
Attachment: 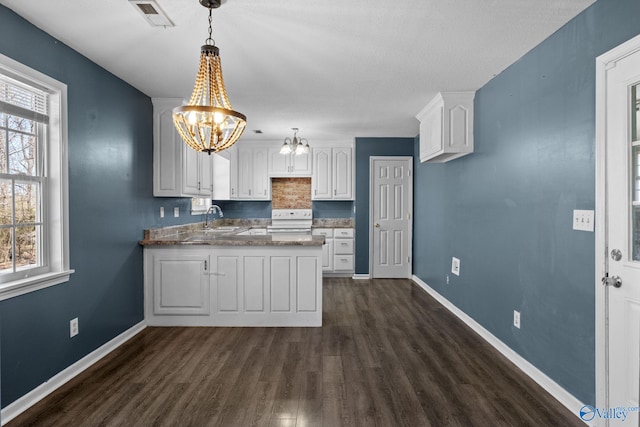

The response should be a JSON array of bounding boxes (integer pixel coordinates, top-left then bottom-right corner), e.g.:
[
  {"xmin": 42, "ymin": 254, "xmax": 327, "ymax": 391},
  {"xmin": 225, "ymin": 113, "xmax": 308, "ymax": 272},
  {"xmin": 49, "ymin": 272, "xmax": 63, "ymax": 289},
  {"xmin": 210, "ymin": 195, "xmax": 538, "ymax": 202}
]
[
  {"xmin": 368, "ymin": 156, "xmax": 413, "ymax": 278},
  {"xmin": 595, "ymin": 33, "xmax": 640, "ymax": 421}
]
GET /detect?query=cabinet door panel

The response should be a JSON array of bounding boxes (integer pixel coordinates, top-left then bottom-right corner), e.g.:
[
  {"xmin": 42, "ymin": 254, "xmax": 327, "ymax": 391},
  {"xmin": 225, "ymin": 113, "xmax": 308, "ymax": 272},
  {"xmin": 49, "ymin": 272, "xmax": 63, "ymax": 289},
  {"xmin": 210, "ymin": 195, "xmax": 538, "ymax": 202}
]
[
  {"xmin": 182, "ymin": 144, "xmax": 200, "ymax": 196},
  {"xmin": 313, "ymin": 148, "xmax": 332, "ymax": 199},
  {"xmin": 321, "ymin": 238, "xmax": 333, "ymax": 271},
  {"xmin": 237, "ymin": 148, "xmax": 253, "ymax": 198},
  {"xmin": 268, "ymin": 148, "xmax": 289, "ymax": 175},
  {"xmin": 153, "ymin": 255, "xmax": 209, "ymax": 315},
  {"xmin": 291, "ymin": 151, "xmax": 312, "ymax": 175},
  {"xmin": 217, "ymin": 256, "xmax": 239, "ymax": 312},
  {"xmin": 271, "ymin": 257, "xmax": 292, "ymax": 312},
  {"xmin": 244, "ymin": 256, "xmax": 265, "ymax": 312},
  {"xmin": 199, "ymin": 152, "xmax": 213, "ymax": 197},
  {"xmin": 253, "ymin": 148, "xmax": 270, "ymax": 199},
  {"xmin": 333, "ymin": 148, "xmax": 352, "ymax": 199},
  {"xmin": 156, "ymin": 108, "xmax": 180, "ymax": 195},
  {"xmin": 297, "ymin": 256, "xmax": 319, "ymax": 312}
]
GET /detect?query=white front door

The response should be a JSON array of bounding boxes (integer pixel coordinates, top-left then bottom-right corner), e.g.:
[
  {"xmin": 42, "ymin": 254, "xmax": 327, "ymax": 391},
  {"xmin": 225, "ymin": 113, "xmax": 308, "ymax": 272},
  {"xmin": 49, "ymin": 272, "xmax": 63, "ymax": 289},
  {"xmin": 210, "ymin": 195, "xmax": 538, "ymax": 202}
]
[
  {"xmin": 370, "ymin": 157, "xmax": 412, "ymax": 278},
  {"xmin": 597, "ymin": 35, "xmax": 640, "ymax": 427}
]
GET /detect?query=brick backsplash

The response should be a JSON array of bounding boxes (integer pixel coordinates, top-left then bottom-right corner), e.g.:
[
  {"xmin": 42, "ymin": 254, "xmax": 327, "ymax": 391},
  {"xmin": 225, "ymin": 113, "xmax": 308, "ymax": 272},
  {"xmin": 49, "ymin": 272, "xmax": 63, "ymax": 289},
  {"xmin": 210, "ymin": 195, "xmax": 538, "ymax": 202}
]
[{"xmin": 271, "ymin": 177, "xmax": 312, "ymax": 209}]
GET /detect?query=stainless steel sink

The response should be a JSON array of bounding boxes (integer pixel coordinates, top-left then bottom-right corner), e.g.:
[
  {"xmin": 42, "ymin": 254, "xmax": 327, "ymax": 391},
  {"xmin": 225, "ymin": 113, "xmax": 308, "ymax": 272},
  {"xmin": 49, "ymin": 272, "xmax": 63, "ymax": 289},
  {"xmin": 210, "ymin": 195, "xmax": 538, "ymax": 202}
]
[
  {"xmin": 203, "ymin": 226, "xmax": 241, "ymax": 233},
  {"xmin": 185, "ymin": 226, "xmax": 245, "ymax": 241}
]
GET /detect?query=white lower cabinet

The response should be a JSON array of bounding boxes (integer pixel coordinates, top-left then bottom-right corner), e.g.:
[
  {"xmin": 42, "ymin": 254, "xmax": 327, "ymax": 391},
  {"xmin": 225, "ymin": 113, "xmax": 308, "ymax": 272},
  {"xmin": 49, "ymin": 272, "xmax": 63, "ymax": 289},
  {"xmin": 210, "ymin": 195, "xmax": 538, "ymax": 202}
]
[
  {"xmin": 312, "ymin": 228, "xmax": 354, "ymax": 275},
  {"xmin": 144, "ymin": 245, "xmax": 322, "ymax": 326},
  {"xmin": 151, "ymin": 251, "xmax": 210, "ymax": 315}
]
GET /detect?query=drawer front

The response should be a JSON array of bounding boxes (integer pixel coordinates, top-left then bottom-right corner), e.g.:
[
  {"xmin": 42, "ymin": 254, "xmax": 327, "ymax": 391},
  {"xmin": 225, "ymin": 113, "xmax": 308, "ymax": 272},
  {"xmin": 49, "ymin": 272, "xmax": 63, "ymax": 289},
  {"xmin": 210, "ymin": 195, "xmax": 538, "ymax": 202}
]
[
  {"xmin": 333, "ymin": 255, "xmax": 354, "ymax": 271},
  {"xmin": 312, "ymin": 228, "xmax": 334, "ymax": 237},
  {"xmin": 334, "ymin": 228, "xmax": 354, "ymax": 238},
  {"xmin": 333, "ymin": 238, "xmax": 353, "ymax": 255}
]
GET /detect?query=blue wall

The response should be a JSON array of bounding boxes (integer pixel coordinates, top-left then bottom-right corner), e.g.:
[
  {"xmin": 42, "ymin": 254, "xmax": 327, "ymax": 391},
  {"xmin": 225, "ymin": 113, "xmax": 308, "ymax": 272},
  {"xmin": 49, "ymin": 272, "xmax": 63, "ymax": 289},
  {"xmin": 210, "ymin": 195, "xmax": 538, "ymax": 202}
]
[
  {"xmin": 355, "ymin": 137, "xmax": 415, "ymax": 274},
  {"xmin": 413, "ymin": 0, "xmax": 640, "ymax": 405},
  {"xmin": 0, "ymin": 6, "xmax": 197, "ymax": 407}
]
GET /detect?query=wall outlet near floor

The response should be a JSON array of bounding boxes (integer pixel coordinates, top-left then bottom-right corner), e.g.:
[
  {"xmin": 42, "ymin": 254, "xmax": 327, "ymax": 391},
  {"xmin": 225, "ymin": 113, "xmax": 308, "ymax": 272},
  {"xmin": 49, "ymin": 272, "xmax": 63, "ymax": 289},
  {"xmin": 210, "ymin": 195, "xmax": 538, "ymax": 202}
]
[
  {"xmin": 174, "ymin": 207, "xmax": 180, "ymax": 218},
  {"xmin": 160, "ymin": 206, "xmax": 164, "ymax": 218},
  {"xmin": 446, "ymin": 274, "xmax": 450, "ymax": 285},
  {"xmin": 513, "ymin": 310, "xmax": 521, "ymax": 329},
  {"xmin": 572, "ymin": 209, "xmax": 594, "ymax": 232},
  {"xmin": 451, "ymin": 257, "xmax": 460, "ymax": 276},
  {"xmin": 70, "ymin": 317, "xmax": 79, "ymax": 337}
]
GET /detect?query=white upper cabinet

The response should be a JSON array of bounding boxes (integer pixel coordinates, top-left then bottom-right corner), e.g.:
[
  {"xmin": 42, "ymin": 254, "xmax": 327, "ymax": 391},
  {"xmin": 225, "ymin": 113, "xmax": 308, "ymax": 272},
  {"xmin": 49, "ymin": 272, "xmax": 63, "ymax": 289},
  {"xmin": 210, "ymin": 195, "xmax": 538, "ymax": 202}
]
[
  {"xmin": 416, "ymin": 91, "xmax": 475, "ymax": 163},
  {"xmin": 333, "ymin": 147, "xmax": 353, "ymax": 200},
  {"xmin": 152, "ymin": 98, "xmax": 214, "ymax": 198},
  {"xmin": 313, "ymin": 148, "xmax": 332, "ymax": 199},
  {"xmin": 235, "ymin": 146, "xmax": 270, "ymax": 200},
  {"xmin": 312, "ymin": 146, "xmax": 353, "ymax": 200},
  {"xmin": 268, "ymin": 148, "xmax": 312, "ymax": 176}
]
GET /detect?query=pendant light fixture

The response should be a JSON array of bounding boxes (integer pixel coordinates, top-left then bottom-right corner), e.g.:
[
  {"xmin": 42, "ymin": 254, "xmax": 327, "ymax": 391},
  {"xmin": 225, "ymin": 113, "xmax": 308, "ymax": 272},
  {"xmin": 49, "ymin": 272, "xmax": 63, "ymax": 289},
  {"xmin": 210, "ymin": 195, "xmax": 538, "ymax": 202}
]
[
  {"xmin": 280, "ymin": 128, "xmax": 310, "ymax": 156},
  {"xmin": 173, "ymin": 0, "xmax": 246, "ymax": 155}
]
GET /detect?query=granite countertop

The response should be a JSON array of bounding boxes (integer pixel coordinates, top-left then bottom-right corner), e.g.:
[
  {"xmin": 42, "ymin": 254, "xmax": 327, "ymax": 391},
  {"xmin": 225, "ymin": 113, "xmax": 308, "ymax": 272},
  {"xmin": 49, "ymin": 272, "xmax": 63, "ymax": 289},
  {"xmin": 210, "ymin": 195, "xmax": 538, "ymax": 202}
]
[{"xmin": 139, "ymin": 220, "xmax": 327, "ymax": 247}]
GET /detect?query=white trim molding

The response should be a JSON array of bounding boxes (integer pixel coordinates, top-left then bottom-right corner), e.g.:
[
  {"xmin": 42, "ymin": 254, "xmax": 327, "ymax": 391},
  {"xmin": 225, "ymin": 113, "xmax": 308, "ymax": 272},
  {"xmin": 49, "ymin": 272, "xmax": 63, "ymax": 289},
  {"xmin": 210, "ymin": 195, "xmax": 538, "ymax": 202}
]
[
  {"xmin": 1, "ymin": 322, "xmax": 146, "ymax": 426},
  {"xmin": 412, "ymin": 275, "xmax": 591, "ymax": 426},
  {"xmin": 352, "ymin": 274, "xmax": 371, "ymax": 280}
]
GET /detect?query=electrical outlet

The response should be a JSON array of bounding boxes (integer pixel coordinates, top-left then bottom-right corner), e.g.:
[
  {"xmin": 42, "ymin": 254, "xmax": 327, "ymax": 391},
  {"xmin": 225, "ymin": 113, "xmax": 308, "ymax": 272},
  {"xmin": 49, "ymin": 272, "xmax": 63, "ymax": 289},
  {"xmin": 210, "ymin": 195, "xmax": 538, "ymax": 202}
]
[
  {"xmin": 573, "ymin": 209, "xmax": 594, "ymax": 232},
  {"xmin": 451, "ymin": 257, "xmax": 460, "ymax": 276},
  {"xmin": 446, "ymin": 274, "xmax": 450, "ymax": 285},
  {"xmin": 174, "ymin": 207, "xmax": 180, "ymax": 218},
  {"xmin": 513, "ymin": 310, "xmax": 520, "ymax": 329},
  {"xmin": 160, "ymin": 207, "xmax": 164, "ymax": 218},
  {"xmin": 70, "ymin": 317, "xmax": 79, "ymax": 337}
]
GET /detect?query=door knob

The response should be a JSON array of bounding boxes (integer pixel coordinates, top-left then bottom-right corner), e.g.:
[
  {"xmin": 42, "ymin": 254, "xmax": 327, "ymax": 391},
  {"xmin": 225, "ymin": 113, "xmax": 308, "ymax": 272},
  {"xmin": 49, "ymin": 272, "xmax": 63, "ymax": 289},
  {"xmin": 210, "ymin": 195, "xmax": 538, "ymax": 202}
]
[
  {"xmin": 375, "ymin": 223, "xmax": 380, "ymax": 228},
  {"xmin": 602, "ymin": 275, "xmax": 622, "ymax": 288}
]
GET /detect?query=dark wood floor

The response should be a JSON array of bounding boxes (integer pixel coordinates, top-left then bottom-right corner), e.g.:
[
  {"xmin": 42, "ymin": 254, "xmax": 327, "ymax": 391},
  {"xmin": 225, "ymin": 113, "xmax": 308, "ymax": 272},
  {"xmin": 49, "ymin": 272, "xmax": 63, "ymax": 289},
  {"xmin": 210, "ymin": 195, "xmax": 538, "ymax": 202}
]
[{"xmin": 7, "ymin": 278, "xmax": 583, "ymax": 427}]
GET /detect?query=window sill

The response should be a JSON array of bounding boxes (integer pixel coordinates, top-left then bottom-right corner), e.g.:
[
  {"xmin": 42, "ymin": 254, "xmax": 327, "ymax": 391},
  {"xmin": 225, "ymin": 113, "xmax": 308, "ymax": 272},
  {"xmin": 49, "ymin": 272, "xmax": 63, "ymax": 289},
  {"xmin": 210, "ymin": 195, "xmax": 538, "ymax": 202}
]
[{"xmin": 0, "ymin": 269, "xmax": 75, "ymax": 302}]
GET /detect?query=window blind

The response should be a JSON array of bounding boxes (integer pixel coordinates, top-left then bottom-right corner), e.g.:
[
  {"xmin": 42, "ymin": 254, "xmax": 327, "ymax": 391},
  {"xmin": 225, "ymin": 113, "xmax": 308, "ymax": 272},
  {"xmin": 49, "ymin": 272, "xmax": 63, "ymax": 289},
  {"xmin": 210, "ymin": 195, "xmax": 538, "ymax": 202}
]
[{"xmin": 0, "ymin": 74, "xmax": 49, "ymax": 124}]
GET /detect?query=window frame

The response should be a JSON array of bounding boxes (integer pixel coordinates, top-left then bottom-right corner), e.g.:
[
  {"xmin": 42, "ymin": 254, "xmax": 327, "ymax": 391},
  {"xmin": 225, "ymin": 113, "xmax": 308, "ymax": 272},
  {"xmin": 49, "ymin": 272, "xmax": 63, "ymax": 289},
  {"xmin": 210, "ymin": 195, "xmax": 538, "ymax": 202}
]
[{"xmin": 0, "ymin": 53, "xmax": 73, "ymax": 301}]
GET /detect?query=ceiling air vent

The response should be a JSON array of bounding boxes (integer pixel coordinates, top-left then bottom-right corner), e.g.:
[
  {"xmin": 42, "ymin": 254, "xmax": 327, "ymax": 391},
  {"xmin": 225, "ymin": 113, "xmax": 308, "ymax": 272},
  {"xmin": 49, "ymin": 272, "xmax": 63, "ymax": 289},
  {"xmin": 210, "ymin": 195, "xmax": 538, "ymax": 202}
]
[{"xmin": 129, "ymin": 0, "xmax": 174, "ymax": 27}]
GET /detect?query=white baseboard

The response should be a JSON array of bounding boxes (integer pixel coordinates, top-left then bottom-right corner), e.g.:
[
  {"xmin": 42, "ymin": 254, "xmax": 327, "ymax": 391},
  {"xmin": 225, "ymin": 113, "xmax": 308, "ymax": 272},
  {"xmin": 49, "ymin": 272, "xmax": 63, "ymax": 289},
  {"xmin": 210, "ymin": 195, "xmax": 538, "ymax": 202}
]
[
  {"xmin": 352, "ymin": 274, "xmax": 370, "ymax": 280},
  {"xmin": 1, "ymin": 321, "xmax": 146, "ymax": 426},
  {"xmin": 411, "ymin": 275, "xmax": 591, "ymax": 426}
]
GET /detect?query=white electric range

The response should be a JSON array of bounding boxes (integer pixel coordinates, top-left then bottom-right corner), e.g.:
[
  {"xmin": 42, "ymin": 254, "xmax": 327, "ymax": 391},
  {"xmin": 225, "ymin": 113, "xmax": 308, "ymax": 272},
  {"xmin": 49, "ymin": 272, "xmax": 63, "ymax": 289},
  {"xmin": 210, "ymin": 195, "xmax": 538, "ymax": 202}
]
[{"xmin": 267, "ymin": 209, "xmax": 313, "ymax": 234}]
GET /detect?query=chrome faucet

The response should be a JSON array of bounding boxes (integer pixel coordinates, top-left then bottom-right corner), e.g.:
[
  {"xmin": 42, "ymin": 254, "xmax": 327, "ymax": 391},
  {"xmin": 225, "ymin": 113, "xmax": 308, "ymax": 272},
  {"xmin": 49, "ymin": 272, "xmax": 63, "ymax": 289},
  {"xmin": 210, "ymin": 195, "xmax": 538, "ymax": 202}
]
[{"xmin": 204, "ymin": 204, "xmax": 223, "ymax": 228}]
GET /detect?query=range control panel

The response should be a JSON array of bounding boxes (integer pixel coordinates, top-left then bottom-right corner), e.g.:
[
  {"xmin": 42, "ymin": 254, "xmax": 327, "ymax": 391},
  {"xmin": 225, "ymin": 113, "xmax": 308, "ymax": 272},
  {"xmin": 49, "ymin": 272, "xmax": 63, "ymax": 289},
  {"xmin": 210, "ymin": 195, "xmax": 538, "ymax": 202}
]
[{"xmin": 271, "ymin": 209, "xmax": 312, "ymax": 219}]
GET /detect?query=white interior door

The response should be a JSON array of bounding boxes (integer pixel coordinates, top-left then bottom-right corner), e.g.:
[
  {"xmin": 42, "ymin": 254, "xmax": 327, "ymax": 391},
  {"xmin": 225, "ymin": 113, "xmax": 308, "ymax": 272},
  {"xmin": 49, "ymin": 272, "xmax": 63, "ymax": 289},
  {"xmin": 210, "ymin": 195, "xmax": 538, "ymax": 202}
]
[
  {"xmin": 370, "ymin": 157, "xmax": 412, "ymax": 278},
  {"xmin": 600, "ymin": 41, "xmax": 640, "ymax": 427}
]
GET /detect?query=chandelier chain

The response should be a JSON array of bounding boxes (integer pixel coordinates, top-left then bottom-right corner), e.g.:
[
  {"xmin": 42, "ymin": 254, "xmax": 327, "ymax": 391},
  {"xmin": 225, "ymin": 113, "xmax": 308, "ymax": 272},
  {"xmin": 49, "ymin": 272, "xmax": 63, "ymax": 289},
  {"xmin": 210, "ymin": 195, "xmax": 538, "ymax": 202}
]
[{"xmin": 206, "ymin": 7, "xmax": 215, "ymax": 46}]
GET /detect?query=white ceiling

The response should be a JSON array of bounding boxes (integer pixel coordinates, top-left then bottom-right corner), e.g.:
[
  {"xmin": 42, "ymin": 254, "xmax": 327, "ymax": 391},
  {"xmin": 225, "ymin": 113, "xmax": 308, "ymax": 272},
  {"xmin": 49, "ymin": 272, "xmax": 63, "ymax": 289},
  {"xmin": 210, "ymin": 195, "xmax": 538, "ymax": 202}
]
[{"xmin": 2, "ymin": 0, "xmax": 595, "ymax": 142}]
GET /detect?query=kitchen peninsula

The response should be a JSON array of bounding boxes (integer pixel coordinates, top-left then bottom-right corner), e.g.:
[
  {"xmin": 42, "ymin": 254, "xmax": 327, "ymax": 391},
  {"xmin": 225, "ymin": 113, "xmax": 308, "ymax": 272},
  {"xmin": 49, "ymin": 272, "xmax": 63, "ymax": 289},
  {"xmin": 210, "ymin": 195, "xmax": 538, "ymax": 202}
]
[{"xmin": 140, "ymin": 222, "xmax": 324, "ymax": 327}]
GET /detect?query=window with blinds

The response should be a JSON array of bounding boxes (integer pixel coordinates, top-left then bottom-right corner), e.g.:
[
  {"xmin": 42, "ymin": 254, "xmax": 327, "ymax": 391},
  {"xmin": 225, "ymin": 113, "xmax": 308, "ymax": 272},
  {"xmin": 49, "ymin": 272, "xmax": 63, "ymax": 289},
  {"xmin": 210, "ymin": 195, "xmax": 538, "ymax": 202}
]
[
  {"xmin": 0, "ymin": 74, "xmax": 48, "ymax": 279},
  {"xmin": 0, "ymin": 53, "xmax": 71, "ymax": 300}
]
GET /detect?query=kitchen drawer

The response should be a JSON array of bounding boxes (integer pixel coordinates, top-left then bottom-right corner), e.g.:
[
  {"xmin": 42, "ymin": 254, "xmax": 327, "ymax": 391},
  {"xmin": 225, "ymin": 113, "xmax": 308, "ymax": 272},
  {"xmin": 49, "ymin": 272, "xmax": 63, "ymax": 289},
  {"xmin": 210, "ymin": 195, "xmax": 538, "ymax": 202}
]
[
  {"xmin": 312, "ymin": 228, "xmax": 334, "ymax": 237},
  {"xmin": 334, "ymin": 228, "xmax": 354, "ymax": 238},
  {"xmin": 333, "ymin": 238, "xmax": 353, "ymax": 255},
  {"xmin": 333, "ymin": 255, "xmax": 354, "ymax": 271}
]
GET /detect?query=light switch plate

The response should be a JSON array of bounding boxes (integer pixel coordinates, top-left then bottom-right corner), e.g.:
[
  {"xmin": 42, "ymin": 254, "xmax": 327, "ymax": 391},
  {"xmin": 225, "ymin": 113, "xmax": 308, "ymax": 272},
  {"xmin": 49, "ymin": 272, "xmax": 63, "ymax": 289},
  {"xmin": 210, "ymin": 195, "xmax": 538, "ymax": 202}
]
[
  {"xmin": 451, "ymin": 257, "xmax": 460, "ymax": 276},
  {"xmin": 573, "ymin": 209, "xmax": 594, "ymax": 232}
]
